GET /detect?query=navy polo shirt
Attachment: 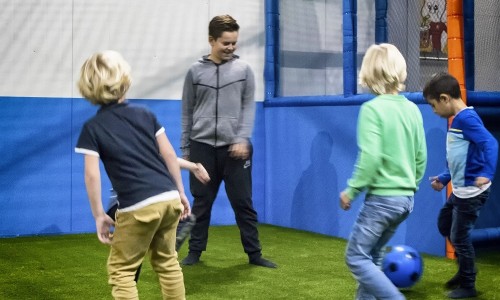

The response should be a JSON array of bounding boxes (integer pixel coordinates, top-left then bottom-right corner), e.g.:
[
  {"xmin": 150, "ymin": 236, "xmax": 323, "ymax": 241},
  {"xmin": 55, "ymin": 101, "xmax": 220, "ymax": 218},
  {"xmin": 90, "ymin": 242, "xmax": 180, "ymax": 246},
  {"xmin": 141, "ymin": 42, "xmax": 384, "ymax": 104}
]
[{"xmin": 75, "ymin": 102, "xmax": 177, "ymax": 209}]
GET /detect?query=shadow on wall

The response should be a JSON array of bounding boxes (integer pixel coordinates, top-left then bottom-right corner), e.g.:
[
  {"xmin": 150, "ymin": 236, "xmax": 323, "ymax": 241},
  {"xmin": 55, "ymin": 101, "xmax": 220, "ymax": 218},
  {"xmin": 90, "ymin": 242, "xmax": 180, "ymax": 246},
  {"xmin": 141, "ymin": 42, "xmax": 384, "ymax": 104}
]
[
  {"xmin": 290, "ymin": 131, "xmax": 339, "ymax": 236},
  {"xmin": 39, "ymin": 224, "xmax": 63, "ymax": 235}
]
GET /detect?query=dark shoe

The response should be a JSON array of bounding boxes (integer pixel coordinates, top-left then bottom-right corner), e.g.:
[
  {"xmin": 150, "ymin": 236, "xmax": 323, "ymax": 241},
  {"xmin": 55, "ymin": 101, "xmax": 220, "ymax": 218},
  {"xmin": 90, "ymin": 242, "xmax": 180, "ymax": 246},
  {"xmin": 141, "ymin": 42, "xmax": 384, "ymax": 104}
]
[
  {"xmin": 134, "ymin": 264, "xmax": 142, "ymax": 282},
  {"xmin": 445, "ymin": 273, "xmax": 462, "ymax": 289},
  {"xmin": 181, "ymin": 252, "xmax": 200, "ymax": 265},
  {"xmin": 176, "ymin": 214, "xmax": 196, "ymax": 251},
  {"xmin": 249, "ymin": 256, "xmax": 277, "ymax": 268},
  {"xmin": 447, "ymin": 287, "xmax": 477, "ymax": 299}
]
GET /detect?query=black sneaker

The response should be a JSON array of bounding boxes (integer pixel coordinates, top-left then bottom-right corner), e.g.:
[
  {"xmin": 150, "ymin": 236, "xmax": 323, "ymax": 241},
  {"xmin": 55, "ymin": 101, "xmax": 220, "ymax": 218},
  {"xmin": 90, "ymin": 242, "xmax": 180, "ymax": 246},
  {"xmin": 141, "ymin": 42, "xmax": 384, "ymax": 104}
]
[
  {"xmin": 181, "ymin": 252, "xmax": 201, "ymax": 265},
  {"xmin": 176, "ymin": 214, "xmax": 196, "ymax": 251},
  {"xmin": 249, "ymin": 256, "xmax": 277, "ymax": 268},
  {"xmin": 447, "ymin": 287, "xmax": 477, "ymax": 299},
  {"xmin": 445, "ymin": 273, "xmax": 462, "ymax": 289}
]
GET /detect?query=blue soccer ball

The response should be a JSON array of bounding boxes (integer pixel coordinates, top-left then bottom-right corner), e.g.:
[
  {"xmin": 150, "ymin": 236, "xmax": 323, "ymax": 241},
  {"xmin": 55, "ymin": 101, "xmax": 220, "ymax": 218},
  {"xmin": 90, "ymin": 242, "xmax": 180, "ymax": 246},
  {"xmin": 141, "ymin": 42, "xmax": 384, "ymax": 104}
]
[{"xmin": 382, "ymin": 245, "xmax": 423, "ymax": 288}]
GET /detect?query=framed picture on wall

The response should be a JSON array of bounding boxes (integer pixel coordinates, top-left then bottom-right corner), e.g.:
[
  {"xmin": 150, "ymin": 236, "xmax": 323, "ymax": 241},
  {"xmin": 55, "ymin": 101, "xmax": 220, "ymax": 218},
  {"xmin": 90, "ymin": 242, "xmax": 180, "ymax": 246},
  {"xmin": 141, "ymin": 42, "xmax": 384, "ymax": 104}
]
[{"xmin": 419, "ymin": 0, "xmax": 448, "ymax": 60}]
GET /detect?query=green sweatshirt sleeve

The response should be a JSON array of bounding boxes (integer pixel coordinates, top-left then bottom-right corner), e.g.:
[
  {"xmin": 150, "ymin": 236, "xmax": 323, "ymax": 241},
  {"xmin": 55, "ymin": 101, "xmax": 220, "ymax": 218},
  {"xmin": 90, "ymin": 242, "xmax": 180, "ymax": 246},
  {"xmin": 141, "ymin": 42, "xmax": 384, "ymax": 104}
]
[{"xmin": 344, "ymin": 104, "xmax": 382, "ymax": 200}]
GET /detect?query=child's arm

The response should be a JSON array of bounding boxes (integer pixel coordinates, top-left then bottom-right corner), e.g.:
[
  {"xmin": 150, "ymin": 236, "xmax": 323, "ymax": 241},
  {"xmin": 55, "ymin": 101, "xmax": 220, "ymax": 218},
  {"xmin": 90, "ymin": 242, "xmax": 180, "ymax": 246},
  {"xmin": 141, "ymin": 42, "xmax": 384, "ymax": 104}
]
[
  {"xmin": 429, "ymin": 176, "xmax": 445, "ymax": 191},
  {"xmin": 157, "ymin": 132, "xmax": 191, "ymax": 218},
  {"xmin": 177, "ymin": 158, "xmax": 210, "ymax": 184},
  {"xmin": 463, "ymin": 115, "xmax": 499, "ymax": 183},
  {"xmin": 84, "ymin": 155, "xmax": 114, "ymax": 244}
]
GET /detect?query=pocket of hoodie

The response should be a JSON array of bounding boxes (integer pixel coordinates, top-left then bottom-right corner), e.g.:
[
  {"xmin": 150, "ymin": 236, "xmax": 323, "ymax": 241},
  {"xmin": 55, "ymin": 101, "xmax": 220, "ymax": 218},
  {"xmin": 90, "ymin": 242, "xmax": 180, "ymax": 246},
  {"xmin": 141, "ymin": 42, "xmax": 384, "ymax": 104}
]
[
  {"xmin": 216, "ymin": 117, "xmax": 238, "ymax": 141},
  {"xmin": 192, "ymin": 117, "xmax": 215, "ymax": 137}
]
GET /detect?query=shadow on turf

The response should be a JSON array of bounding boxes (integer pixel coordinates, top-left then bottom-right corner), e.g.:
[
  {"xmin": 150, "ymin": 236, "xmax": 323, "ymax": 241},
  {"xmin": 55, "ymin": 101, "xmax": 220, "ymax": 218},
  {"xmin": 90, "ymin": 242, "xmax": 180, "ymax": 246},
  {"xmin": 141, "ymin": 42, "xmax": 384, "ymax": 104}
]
[
  {"xmin": 182, "ymin": 262, "xmax": 260, "ymax": 296},
  {"xmin": 400, "ymin": 278, "xmax": 453, "ymax": 300}
]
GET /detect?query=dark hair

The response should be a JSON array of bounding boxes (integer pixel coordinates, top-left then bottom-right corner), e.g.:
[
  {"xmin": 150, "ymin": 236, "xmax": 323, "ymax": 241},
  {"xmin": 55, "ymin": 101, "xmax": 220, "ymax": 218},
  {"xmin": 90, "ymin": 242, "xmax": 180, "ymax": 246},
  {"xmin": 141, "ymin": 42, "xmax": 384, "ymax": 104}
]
[
  {"xmin": 423, "ymin": 72, "xmax": 461, "ymax": 101},
  {"xmin": 208, "ymin": 15, "xmax": 239, "ymax": 40}
]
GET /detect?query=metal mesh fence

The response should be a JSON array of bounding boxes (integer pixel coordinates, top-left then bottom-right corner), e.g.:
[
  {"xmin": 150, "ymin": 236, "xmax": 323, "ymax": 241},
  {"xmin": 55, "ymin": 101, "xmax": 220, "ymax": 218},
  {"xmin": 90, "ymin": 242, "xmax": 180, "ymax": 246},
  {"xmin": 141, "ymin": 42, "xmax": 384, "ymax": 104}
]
[
  {"xmin": 279, "ymin": 0, "xmax": 344, "ymax": 97},
  {"xmin": 278, "ymin": 0, "xmax": 498, "ymax": 97},
  {"xmin": 388, "ymin": 0, "xmax": 448, "ymax": 92},
  {"xmin": 474, "ymin": 0, "xmax": 500, "ymax": 91}
]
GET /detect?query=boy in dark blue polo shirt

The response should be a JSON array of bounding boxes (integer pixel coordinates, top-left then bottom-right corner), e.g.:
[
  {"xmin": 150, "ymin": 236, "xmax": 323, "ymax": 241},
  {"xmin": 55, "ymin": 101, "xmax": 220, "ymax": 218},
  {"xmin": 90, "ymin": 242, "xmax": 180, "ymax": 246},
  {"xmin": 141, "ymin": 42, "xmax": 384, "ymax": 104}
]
[
  {"xmin": 75, "ymin": 50, "xmax": 189, "ymax": 299},
  {"xmin": 106, "ymin": 158, "xmax": 208, "ymax": 282}
]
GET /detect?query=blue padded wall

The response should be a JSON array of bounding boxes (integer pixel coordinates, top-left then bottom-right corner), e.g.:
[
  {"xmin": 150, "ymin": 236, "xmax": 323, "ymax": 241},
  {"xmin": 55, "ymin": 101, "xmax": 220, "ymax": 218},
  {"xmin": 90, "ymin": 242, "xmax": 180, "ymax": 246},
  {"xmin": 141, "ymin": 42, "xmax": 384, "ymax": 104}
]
[
  {"xmin": 264, "ymin": 103, "xmax": 448, "ymax": 256},
  {"xmin": 0, "ymin": 98, "xmax": 267, "ymax": 236},
  {"xmin": 1, "ymin": 97, "xmax": 75, "ymax": 236}
]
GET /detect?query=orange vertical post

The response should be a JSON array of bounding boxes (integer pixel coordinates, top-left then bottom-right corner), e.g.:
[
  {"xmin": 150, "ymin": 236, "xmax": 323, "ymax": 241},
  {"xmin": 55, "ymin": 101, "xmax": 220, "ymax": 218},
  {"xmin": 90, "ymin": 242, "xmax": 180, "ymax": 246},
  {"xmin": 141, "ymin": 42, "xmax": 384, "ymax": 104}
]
[{"xmin": 446, "ymin": 0, "xmax": 466, "ymax": 259}]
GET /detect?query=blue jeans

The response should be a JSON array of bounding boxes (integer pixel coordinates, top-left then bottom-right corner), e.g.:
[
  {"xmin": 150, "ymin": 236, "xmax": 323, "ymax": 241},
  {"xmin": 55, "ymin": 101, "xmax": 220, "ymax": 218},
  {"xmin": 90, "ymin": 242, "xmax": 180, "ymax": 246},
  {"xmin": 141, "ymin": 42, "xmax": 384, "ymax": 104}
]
[
  {"xmin": 437, "ymin": 189, "xmax": 489, "ymax": 289},
  {"xmin": 345, "ymin": 195, "xmax": 414, "ymax": 300}
]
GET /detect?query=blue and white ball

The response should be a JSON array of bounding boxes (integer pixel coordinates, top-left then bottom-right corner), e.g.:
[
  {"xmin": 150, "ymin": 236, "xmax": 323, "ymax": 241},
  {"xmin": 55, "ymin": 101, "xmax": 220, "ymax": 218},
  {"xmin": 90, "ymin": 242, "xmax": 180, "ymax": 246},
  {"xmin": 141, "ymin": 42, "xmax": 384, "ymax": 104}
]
[{"xmin": 382, "ymin": 245, "xmax": 423, "ymax": 288}]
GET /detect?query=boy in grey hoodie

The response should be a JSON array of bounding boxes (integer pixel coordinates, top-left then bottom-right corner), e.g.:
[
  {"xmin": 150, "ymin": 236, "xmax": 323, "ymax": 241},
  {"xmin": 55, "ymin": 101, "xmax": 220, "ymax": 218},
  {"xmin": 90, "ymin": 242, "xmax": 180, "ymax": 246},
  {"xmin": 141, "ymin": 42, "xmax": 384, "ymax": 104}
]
[{"xmin": 180, "ymin": 14, "xmax": 276, "ymax": 268}]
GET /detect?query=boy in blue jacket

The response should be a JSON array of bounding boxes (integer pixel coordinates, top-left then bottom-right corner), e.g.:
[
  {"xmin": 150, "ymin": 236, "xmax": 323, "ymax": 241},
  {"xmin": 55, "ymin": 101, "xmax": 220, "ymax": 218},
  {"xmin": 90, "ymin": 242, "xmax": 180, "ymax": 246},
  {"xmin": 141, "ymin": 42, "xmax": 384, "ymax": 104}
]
[{"xmin": 424, "ymin": 72, "xmax": 498, "ymax": 299}]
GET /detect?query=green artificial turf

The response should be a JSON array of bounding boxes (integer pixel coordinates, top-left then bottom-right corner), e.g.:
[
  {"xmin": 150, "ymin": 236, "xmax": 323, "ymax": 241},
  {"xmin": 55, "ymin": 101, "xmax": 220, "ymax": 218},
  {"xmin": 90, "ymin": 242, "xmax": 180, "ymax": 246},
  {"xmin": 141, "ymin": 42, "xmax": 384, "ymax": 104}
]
[{"xmin": 1, "ymin": 225, "xmax": 499, "ymax": 299}]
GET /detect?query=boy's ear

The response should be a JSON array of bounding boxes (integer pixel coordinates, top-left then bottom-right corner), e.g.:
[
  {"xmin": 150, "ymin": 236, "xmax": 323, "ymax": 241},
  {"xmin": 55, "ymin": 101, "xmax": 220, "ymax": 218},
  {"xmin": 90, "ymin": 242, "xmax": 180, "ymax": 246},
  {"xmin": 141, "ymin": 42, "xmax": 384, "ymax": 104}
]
[
  {"xmin": 208, "ymin": 36, "xmax": 215, "ymax": 45},
  {"xmin": 439, "ymin": 93, "xmax": 450, "ymax": 103}
]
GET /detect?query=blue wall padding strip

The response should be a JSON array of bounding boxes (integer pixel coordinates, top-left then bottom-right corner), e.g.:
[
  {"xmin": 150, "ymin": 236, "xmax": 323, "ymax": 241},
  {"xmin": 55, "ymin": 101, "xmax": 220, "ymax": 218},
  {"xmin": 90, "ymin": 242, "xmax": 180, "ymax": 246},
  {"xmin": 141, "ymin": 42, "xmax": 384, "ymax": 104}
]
[
  {"xmin": 375, "ymin": 0, "xmax": 388, "ymax": 43},
  {"xmin": 463, "ymin": 0, "xmax": 475, "ymax": 90},
  {"xmin": 264, "ymin": 0, "xmax": 280, "ymax": 100},
  {"xmin": 264, "ymin": 92, "xmax": 426, "ymax": 107},
  {"xmin": 263, "ymin": 91, "xmax": 499, "ymax": 108},
  {"xmin": 343, "ymin": 0, "xmax": 357, "ymax": 96},
  {"xmin": 467, "ymin": 91, "xmax": 500, "ymax": 106},
  {"xmin": 471, "ymin": 227, "xmax": 500, "ymax": 243}
]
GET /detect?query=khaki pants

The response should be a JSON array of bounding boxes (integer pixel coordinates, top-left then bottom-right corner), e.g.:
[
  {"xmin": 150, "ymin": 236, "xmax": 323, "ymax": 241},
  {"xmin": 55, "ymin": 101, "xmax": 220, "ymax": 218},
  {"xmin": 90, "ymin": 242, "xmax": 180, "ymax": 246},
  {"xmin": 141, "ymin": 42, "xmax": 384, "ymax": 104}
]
[{"xmin": 108, "ymin": 200, "xmax": 185, "ymax": 300}]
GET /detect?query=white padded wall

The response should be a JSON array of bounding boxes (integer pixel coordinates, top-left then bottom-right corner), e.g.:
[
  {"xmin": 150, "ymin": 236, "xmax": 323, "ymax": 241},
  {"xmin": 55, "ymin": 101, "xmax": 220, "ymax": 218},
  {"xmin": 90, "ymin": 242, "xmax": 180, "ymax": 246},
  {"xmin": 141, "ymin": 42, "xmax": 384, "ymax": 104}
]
[
  {"xmin": 0, "ymin": 0, "xmax": 265, "ymax": 100},
  {"xmin": 0, "ymin": 0, "xmax": 74, "ymax": 97}
]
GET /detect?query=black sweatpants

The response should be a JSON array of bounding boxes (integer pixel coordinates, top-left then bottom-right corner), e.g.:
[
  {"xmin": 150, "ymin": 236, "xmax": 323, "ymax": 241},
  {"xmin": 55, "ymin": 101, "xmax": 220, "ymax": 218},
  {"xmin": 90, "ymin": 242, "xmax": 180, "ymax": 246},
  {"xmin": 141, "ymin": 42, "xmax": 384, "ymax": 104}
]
[{"xmin": 187, "ymin": 140, "xmax": 262, "ymax": 258}]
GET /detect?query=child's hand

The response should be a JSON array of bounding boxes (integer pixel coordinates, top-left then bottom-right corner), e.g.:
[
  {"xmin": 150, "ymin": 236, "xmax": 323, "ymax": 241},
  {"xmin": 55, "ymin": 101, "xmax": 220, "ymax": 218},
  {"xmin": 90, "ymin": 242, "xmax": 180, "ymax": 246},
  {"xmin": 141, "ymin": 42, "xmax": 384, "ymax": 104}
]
[
  {"xmin": 429, "ymin": 176, "xmax": 445, "ymax": 191},
  {"xmin": 339, "ymin": 191, "xmax": 352, "ymax": 211},
  {"xmin": 229, "ymin": 142, "xmax": 250, "ymax": 159},
  {"xmin": 475, "ymin": 177, "xmax": 490, "ymax": 188},
  {"xmin": 180, "ymin": 193, "xmax": 191, "ymax": 220},
  {"xmin": 193, "ymin": 163, "xmax": 211, "ymax": 184},
  {"xmin": 95, "ymin": 214, "xmax": 115, "ymax": 245}
]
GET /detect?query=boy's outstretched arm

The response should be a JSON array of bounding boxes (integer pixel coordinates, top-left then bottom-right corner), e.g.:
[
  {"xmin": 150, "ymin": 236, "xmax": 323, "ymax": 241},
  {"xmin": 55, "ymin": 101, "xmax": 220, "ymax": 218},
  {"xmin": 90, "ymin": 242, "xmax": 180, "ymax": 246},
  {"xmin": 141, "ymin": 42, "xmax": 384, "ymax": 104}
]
[
  {"xmin": 157, "ymin": 132, "xmax": 191, "ymax": 219},
  {"xmin": 177, "ymin": 158, "xmax": 210, "ymax": 184},
  {"xmin": 84, "ymin": 155, "xmax": 114, "ymax": 244}
]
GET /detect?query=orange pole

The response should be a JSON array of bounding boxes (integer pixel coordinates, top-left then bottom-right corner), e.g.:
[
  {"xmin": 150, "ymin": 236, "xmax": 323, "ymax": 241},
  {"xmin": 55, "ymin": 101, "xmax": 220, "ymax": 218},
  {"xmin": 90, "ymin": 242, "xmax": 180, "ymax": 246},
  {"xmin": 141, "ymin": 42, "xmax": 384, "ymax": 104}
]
[{"xmin": 446, "ymin": 0, "xmax": 466, "ymax": 259}]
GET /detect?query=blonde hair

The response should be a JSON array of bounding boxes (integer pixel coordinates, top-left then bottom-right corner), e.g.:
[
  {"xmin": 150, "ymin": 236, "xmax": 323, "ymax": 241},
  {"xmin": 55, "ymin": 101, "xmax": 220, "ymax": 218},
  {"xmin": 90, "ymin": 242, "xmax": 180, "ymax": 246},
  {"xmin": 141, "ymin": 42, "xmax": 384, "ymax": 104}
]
[
  {"xmin": 358, "ymin": 43, "xmax": 407, "ymax": 95},
  {"xmin": 77, "ymin": 50, "xmax": 131, "ymax": 105}
]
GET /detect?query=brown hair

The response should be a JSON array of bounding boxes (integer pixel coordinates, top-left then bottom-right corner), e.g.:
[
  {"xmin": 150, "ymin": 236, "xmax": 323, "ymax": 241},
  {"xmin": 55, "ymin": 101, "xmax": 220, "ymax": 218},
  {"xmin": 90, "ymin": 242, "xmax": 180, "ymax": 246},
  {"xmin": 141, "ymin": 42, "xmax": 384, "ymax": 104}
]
[
  {"xmin": 423, "ymin": 72, "xmax": 462, "ymax": 102},
  {"xmin": 208, "ymin": 15, "xmax": 239, "ymax": 40}
]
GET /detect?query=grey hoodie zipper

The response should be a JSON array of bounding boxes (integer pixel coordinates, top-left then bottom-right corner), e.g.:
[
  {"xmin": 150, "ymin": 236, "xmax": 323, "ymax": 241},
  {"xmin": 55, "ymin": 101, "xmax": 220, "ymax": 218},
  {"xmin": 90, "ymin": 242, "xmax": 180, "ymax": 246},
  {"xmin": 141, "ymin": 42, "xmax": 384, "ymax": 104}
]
[{"xmin": 215, "ymin": 63, "xmax": 219, "ymax": 147}]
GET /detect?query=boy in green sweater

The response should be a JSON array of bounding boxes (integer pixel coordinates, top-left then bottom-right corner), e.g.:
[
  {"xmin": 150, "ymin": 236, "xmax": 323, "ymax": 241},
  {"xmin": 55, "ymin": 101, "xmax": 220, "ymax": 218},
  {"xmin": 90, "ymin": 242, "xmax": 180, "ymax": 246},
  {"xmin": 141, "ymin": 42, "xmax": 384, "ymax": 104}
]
[{"xmin": 340, "ymin": 43, "xmax": 427, "ymax": 300}]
